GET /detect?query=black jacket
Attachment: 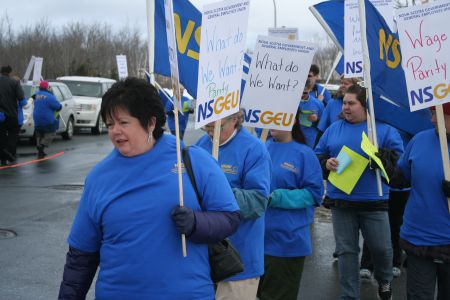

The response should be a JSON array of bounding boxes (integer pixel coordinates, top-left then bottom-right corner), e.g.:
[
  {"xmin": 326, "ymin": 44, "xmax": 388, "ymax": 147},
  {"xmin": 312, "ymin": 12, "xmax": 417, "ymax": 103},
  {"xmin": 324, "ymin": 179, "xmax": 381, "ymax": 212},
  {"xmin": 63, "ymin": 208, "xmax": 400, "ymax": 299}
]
[{"xmin": 0, "ymin": 74, "xmax": 24, "ymax": 118}]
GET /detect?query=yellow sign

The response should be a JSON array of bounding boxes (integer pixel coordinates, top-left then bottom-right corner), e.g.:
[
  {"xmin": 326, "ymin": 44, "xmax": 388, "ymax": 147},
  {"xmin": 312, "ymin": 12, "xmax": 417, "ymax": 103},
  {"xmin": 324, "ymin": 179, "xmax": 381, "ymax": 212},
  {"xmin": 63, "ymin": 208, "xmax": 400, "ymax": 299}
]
[
  {"xmin": 360, "ymin": 132, "xmax": 389, "ymax": 183},
  {"xmin": 328, "ymin": 146, "xmax": 369, "ymax": 195}
]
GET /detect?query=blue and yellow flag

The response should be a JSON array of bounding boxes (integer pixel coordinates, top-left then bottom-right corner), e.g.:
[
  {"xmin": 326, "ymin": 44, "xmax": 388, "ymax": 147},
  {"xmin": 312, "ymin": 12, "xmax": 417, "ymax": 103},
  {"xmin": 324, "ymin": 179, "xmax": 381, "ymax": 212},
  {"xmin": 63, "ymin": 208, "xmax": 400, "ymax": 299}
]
[
  {"xmin": 154, "ymin": 0, "xmax": 201, "ymax": 98},
  {"xmin": 311, "ymin": 0, "xmax": 432, "ymax": 135}
]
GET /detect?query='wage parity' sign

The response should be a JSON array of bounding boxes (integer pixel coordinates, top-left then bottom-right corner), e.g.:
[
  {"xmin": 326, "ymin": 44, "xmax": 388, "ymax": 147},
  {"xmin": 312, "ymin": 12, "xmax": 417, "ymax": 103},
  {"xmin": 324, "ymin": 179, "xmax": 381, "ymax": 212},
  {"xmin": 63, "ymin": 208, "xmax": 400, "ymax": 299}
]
[
  {"xmin": 240, "ymin": 35, "xmax": 316, "ymax": 130},
  {"xmin": 397, "ymin": 0, "xmax": 450, "ymax": 112}
]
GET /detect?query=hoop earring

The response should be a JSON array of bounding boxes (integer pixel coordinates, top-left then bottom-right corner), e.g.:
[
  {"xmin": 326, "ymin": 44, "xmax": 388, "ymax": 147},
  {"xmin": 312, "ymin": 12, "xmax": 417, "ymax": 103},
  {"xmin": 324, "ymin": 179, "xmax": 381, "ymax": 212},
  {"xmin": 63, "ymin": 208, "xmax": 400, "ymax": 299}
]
[{"xmin": 147, "ymin": 131, "xmax": 153, "ymax": 144}]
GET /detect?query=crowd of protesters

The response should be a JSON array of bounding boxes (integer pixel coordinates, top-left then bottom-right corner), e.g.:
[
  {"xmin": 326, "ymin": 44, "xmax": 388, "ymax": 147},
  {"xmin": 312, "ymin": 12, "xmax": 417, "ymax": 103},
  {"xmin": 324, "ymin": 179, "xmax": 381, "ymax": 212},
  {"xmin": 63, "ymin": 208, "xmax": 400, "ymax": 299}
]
[
  {"xmin": 3, "ymin": 63, "xmax": 447, "ymax": 299},
  {"xmin": 54, "ymin": 72, "xmax": 448, "ymax": 300}
]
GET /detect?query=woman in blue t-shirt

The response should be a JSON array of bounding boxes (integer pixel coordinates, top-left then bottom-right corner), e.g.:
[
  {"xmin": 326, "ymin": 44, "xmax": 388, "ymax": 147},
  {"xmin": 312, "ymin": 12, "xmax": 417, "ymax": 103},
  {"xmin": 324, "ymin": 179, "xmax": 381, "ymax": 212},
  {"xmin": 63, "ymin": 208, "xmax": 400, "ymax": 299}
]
[
  {"xmin": 315, "ymin": 84, "xmax": 403, "ymax": 300},
  {"xmin": 397, "ymin": 105, "xmax": 450, "ymax": 300},
  {"xmin": 58, "ymin": 78, "xmax": 240, "ymax": 300},
  {"xmin": 258, "ymin": 112, "xmax": 323, "ymax": 300}
]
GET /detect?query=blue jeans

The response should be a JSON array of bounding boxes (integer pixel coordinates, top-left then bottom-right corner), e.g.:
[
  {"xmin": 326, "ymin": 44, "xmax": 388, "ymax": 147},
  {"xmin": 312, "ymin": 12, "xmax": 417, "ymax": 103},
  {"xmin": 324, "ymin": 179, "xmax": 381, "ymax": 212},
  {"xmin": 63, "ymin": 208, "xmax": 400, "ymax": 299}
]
[{"xmin": 331, "ymin": 207, "xmax": 393, "ymax": 300}]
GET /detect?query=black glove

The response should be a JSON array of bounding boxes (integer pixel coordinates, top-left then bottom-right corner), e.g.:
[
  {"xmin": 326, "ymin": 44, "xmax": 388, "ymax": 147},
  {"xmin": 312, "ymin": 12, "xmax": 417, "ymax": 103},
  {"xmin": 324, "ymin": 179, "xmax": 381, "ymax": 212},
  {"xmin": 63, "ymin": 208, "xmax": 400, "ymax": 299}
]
[
  {"xmin": 171, "ymin": 205, "xmax": 196, "ymax": 236},
  {"xmin": 369, "ymin": 148, "xmax": 399, "ymax": 174},
  {"xmin": 442, "ymin": 180, "xmax": 450, "ymax": 198}
]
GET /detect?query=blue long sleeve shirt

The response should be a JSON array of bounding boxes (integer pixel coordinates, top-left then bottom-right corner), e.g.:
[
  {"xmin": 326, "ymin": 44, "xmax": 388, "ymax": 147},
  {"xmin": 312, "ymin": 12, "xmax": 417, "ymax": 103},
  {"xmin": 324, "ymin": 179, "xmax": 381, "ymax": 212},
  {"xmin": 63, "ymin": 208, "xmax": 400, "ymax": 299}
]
[
  {"xmin": 196, "ymin": 127, "xmax": 272, "ymax": 280},
  {"xmin": 315, "ymin": 120, "xmax": 403, "ymax": 201},
  {"xmin": 265, "ymin": 139, "xmax": 324, "ymax": 257},
  {"xmin": 398, "ymin": 129, "xmax": 450, "ymax": 246}
]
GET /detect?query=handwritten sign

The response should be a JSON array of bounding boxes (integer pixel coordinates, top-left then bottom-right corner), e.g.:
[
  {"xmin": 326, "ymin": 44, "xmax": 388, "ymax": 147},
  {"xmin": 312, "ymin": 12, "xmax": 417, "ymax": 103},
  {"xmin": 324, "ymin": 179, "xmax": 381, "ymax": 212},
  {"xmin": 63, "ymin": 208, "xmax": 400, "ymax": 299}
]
[
  {"xmin": 344, "ymin": 0, "xmax": 363, "ymax": 78},
  {"xmin": 164, "ymin": 0, "xmax": 182, "ymax": 110},
  {"xmin": 240, "ymin": 35, "xmax": 316, "ymax": 130},
  {"xmin": 344, "ymin": 0, "xmax": 395, "ymax": 78},
  {"xmin": 116, "ymin": 55, "xmax": 128, "ymax": 80},
  {"xmin": 195, "ymin": 0, "xmax": 250, "ymax": 129},
  {"xmin": 32, "ymin": 57, "xmax": 43, "ymax": 83},
  {"xmin": 396, "ymin": 0, "xmax": 450, "ymax": 111}
]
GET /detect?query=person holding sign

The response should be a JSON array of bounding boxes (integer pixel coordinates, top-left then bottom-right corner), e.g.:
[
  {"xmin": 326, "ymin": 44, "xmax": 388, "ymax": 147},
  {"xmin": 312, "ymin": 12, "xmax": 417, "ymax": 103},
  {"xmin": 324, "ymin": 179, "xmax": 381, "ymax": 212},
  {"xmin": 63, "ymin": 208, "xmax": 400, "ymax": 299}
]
[
  {"xmin": 308, "ymin": 64, "xmax": 332, "ymax": 106},
  {"xmin": 298, "ymin": 79, "xmax": 324, "ymax": 148},
  {"xmin": 164, "ymin": 87, "xmax": 194, "ymax": 140},
  {"xmin": 257, "ymin": 113, "xmax": 323, "ymax": 300},
  {"xmin": 196, "ymin": 110, "xmax": 271, "ymax": 300},
  {"xmin": 397, "ymin": 104, "xmax": 450, "ymax": 300},
  {"xmin": 59, "ymin": 78, "xmax": 240, "ymax": 300},
  {"xmin": 315, "ymin": 84, "xmax": 403, "ymax": 300}
]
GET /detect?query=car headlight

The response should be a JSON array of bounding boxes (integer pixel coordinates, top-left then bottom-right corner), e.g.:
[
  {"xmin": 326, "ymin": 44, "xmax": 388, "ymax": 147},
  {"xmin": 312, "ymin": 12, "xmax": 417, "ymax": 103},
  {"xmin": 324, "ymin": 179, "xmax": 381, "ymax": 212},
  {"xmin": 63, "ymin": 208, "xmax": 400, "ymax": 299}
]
[{"xmin": 82, "ymin": 104, "xmax": 97, "ymax": 111}]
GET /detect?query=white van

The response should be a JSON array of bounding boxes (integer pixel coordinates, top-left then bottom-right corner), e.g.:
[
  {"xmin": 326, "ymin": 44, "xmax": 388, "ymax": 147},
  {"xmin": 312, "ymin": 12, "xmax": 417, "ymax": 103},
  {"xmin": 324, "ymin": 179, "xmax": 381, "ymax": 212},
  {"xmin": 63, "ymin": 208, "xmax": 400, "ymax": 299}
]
[{"xmin": 56, "ymin": 76, "xmax": 116, "ymax": 134}]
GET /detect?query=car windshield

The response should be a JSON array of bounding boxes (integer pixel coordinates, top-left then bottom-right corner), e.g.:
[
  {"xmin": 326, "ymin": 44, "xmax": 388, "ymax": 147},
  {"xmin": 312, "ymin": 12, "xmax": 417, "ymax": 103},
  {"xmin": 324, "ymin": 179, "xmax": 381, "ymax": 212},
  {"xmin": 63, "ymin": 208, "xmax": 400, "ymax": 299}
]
[
  {"xmin": 60, "ymin": 81, "xmax": 102, "ymax": 97},
  {"xmin": 21, "ymin": 84, "xmax": 37, "ymax": 99}
]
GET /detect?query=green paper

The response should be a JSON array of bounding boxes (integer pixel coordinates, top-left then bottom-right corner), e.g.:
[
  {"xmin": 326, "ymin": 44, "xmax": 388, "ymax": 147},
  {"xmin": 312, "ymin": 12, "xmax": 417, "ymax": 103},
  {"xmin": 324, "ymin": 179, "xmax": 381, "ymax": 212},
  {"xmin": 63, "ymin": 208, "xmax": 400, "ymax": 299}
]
[
  {"xmin": 360, "ymin": 132, "xmax": 389, "ymax": 183},
  {"xmin": 328, "ymin": 146, "xmax": 369, "ymax": 195}
]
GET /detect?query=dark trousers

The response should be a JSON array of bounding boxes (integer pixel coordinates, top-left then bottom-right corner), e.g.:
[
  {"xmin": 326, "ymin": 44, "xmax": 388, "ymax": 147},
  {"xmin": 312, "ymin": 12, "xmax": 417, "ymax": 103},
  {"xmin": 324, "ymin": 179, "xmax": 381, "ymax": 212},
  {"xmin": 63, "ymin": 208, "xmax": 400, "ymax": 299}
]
[
  {"xmin": 361, "ymin": 190, "xmax": 409, "ymax": 270},
  {"xmin": 407, "ymin": 254, "xmax": 450, "ymax": 300},
  {"xmin": 0, "ymin": 117, "xmax": 20, "ymax": 161},
  {"xmin": 258, "ymin": 255, "xmax": 306, "ymax": 300}
]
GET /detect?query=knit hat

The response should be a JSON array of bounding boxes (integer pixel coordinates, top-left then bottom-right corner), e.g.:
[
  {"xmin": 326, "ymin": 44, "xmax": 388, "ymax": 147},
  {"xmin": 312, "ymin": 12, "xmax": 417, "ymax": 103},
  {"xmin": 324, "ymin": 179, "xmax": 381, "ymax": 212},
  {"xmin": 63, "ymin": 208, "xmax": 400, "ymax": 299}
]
[{"xmin": 39, "ymin": 80, "xmax": 49, "ymax": 90}]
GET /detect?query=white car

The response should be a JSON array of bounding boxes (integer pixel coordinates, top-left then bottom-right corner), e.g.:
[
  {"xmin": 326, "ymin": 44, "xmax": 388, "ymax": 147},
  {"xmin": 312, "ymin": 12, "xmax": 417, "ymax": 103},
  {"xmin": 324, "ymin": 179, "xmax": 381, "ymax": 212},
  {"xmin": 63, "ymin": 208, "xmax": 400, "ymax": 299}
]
[
  {"xmin": 20, "ymin": 81, "xmax": 76, "ymax": 142},
  {"xmin": 56, "ymin": 76, "xmax": 116, "ymax": 134}
]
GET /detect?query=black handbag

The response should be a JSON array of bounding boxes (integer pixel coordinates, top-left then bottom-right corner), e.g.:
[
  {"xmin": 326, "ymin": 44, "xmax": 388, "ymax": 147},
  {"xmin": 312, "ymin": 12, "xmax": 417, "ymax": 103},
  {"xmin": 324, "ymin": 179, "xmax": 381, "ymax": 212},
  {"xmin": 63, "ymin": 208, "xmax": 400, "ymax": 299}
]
[{"xmin": 182, "ymin": 147, "xmax": 244, "ymax": 283}]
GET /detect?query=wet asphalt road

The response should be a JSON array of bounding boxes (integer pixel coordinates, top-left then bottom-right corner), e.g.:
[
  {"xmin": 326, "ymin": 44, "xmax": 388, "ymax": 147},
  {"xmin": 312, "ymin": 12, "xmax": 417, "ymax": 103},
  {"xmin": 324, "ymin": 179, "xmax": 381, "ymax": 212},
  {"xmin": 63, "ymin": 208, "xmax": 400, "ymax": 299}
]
[{"xmin": 0, "ymin": 120, "xmax": 407, "ymax": 300}]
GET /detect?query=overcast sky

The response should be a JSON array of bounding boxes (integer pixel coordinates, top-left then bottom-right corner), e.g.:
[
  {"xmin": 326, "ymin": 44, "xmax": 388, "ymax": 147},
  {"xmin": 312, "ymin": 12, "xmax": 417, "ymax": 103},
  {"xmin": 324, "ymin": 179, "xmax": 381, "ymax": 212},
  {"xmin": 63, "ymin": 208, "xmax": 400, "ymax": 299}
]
[{"xmin": 4, "ymin": 0, "xmax": 330, "ymax": 48}]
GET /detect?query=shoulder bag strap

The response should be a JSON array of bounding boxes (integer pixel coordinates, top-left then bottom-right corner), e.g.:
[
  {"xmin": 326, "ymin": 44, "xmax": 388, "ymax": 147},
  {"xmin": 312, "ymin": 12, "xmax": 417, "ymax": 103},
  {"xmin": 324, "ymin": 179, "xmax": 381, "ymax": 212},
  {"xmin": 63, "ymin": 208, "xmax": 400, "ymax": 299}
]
[{"xmin": 182, "ymin": 147, "xmax": 202, "ymax": 208}]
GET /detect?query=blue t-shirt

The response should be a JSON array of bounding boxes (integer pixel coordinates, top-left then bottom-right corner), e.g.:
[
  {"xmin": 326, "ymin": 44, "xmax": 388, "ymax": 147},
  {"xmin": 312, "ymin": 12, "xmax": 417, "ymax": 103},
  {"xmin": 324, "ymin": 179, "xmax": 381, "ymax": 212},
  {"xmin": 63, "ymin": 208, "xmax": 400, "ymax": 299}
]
[
  {"xmin": 298, "ymin": 95, "xmax": 324, "ymax": 148},
  {"xmin": 264, "ymin": 139, "xmax": 323, "ymax": 257},
  {"xmin": 315, "ymin": 120, "xmax": 403, "ymax": 201},
  {"xmin": 68, "ymin": 134, "xmax": 238, "ymax": 300},
  {"xmin": 165, "ymin": 96, "xmax": 192, "ymax": 132},
  {"xmin": 398, "ymin": 129, "xmax": 450, "ymax": 246},
  {"xmin": 196, "ymin": 127, "xmax": 271, "ymax": 280},
  {"xmin": 317, "ymin": 97, "xmax": 343, "ymax": 133},
  {"xmin": 309, "ymin": 83, "xmax": 332, "ymax": 106},
  {"xmin": 33, "ymin": 90, "xmax": 62, "ymax": 128}
]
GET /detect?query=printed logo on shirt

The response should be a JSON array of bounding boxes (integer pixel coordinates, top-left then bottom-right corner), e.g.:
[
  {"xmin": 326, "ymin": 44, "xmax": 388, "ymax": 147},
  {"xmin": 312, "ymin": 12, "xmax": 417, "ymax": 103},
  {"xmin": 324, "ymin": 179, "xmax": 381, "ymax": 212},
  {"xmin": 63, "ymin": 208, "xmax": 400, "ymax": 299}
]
[
  {"xmin": 280, "ymin": 162, "xmax": 299, "ymax": 174},
  {"xmin": 171, "ymin": 163, "xmax": 186, "ymax": 174},
  {"xmin": 221, "ymin": 164, "xmax": 238, "ymax": 175}
]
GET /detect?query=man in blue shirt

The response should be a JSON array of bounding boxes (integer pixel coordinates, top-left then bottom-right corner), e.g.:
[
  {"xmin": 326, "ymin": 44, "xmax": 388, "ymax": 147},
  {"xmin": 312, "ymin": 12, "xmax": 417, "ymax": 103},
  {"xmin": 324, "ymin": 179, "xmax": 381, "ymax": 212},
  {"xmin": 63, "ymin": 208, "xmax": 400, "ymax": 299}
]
[
  {"xmin": 308, "ymin": 64, "xmax": 332, "ymax": 106},
  {"xmin": 163, "ymin": 87, "xmax": 193, "ymax": 141},
  {"xmin": 196, "ymin": 110, "xmax": 272, "ymax": 300},
  {"xmin": 299, "ymin": 80, "xmax": 324, "ymax": 148}
]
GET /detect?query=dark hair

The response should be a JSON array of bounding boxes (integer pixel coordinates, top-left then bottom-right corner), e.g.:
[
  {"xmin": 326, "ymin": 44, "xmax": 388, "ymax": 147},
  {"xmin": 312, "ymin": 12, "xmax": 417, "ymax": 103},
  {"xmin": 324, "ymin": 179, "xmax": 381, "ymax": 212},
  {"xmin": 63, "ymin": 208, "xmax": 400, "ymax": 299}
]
[
  {"xmin": 309, "ymin": 64, "xmax": 319, "ymax": 76},
  {"xmin": 304, "ymin": 79, "xmax": 312, "ymax": 90},
  {"xmin": 101, "ymin": 77, "xmax": 166, "ymax": 139},
  {"xmin": 345, "ymin": 84, "xmax": 367, "ymax": 109},
  {"xmin": 1, "ymin": 65, "xmax": 12, "ymax": 75},
  {"xmin": 292, "ymin": 110, "xmax": 307, "ymax": 145}
]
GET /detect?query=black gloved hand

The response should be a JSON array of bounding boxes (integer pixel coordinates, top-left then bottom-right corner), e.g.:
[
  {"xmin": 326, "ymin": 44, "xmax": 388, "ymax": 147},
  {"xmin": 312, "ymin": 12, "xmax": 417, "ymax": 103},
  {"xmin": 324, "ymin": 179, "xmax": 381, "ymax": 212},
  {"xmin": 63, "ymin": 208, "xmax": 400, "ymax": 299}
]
[
  {"xmin": 171, "ymin": 205, "xmax": 196, "ymax": 236},
  {"xmin": 369, "ymin": 148, "xmax": 399, "ymax": 172},
  {"xmin": 442, "ymin": 180, "xmax": 450, "ymax": 198}
]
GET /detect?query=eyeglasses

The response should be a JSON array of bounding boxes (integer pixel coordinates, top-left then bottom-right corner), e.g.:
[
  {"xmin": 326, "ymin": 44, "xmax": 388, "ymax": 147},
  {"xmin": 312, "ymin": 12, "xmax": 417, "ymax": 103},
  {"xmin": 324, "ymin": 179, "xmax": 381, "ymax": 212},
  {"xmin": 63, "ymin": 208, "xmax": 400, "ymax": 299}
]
[{"xmin": 201, "ymin": 117, "xmax": 232, "ymax": 132}]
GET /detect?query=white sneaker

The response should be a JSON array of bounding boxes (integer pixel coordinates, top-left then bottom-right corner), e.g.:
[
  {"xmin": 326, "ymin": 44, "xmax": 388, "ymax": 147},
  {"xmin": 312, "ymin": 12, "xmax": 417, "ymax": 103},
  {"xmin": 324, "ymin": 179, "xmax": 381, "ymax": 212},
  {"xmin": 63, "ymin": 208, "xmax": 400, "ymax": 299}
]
[
  {"xmin": 392, "ymin": 267, "xmax": 401, "ymax": 278},
  {"xmin": 360, "ymin": 268, "xmax": 372, "ymax": 279}
]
